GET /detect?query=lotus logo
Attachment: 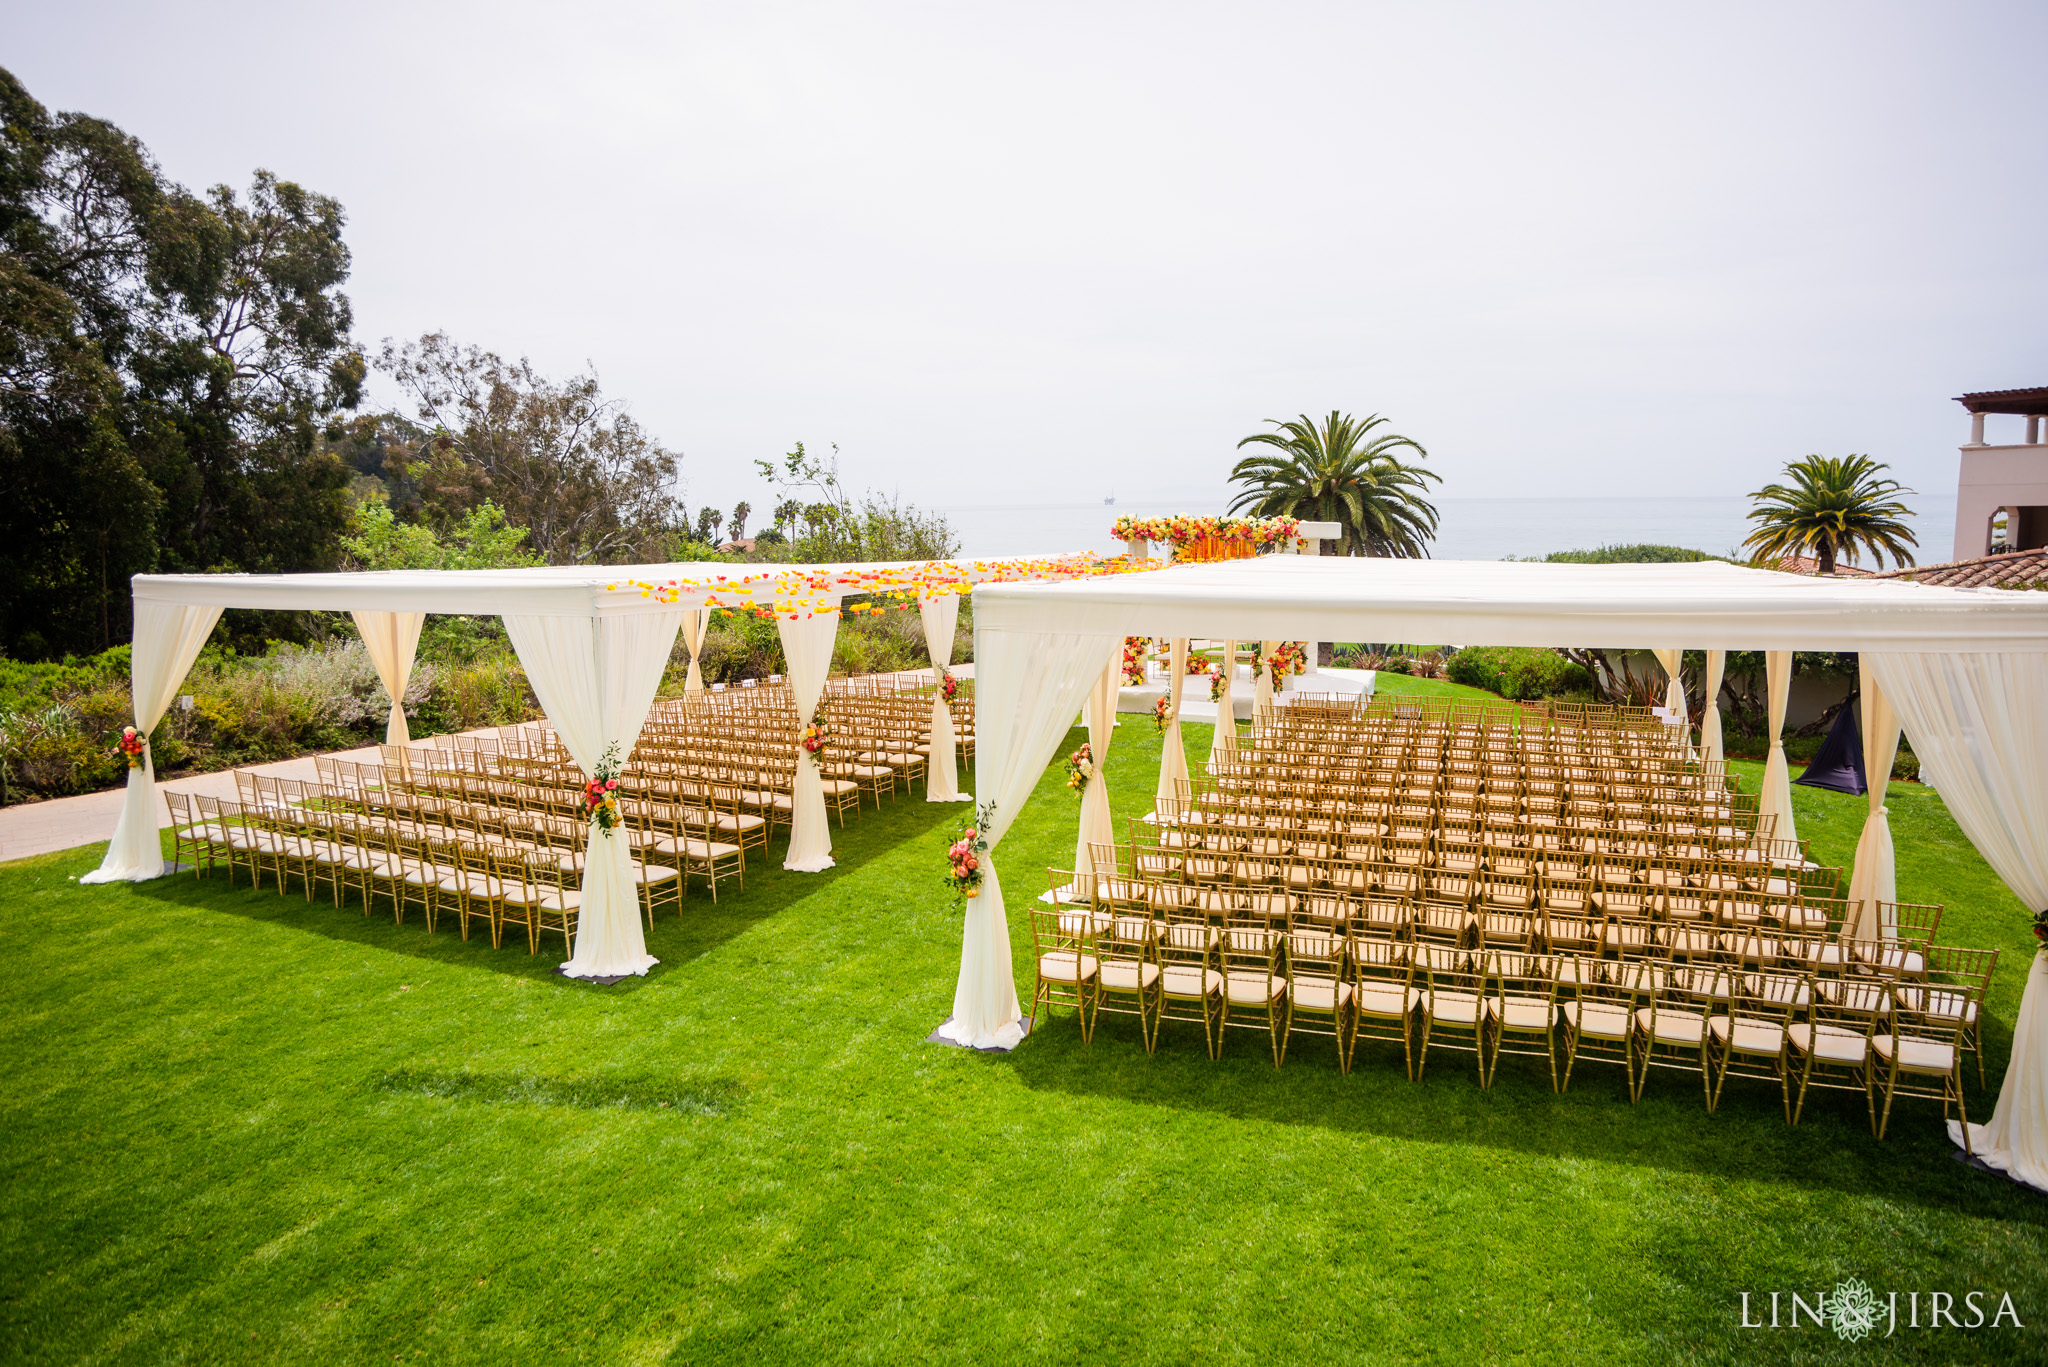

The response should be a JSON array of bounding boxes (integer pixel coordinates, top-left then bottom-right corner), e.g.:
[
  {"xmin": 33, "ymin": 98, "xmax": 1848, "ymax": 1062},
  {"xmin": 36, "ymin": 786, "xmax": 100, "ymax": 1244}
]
[{"xmin": 1829, "ymin": 1278, "xmax": 1882, "ymax": 1343}]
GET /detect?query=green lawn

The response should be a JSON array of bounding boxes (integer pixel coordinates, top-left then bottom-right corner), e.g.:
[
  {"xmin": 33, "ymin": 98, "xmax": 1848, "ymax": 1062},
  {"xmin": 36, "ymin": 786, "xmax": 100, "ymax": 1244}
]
[{"xmin": 3, "ymin": 692, "xmax": 2044, "ymax": 1364}]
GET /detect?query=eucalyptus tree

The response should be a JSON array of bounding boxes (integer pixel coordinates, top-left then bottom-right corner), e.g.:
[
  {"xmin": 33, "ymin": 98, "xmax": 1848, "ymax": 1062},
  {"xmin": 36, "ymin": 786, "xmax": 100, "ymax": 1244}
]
[{"xmin": 1229, "ymin": 411, "xmax": 1439, "ymax": 557}]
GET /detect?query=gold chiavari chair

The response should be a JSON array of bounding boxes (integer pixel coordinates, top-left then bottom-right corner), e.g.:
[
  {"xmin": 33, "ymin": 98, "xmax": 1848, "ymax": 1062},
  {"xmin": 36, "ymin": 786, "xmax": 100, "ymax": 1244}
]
[
  {"xmin": 1874, "ymin": 988, "xmax": 1973, "ymax": 1150},
  {"xmin": 1413, "ymin": 942, "xmax": 1484, "ymax": 1082},
  {"xmin": 1029, "ymin": 895, "xmax": 1099, "ymax": 1041},
  {"xmin": 1708, "ymin": 968, "xmax": 1803, "ymax": 1117},
  {"xmin": 1631, "ymin": 961, "xmax": 1715, "ymax": 1106},
  {"xmin": 1482, "ymin": 950, "xmax": 1561, "ymax": 1090},
  {"xmin": 1896, "ymin": 945, "xmax": 1999, "ymax": 1089}
]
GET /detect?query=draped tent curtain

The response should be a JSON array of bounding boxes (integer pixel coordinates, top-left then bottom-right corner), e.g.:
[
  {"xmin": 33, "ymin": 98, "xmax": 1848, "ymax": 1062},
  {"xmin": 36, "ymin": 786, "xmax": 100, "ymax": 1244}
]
[
  {"xmin": 1155, "ymin": 638, "xmax": 1190, "ymax": 810},
  {"xmin": 778, "ymin": 610, "xmax": 840, "ymax": 872},
  {"xmin": 1652, "ymin": 648, "xmax": 1684, "ymax": 717},
  {"xmin": 941, "ymin": 625, "xmax": 1121, "ymax": 1049},
  {"xmin": 1072, "ymin": 650, "xmax": 1120, "ymax": 892},
  {"xmin": 1865, "ymin": 651, "xmax": 2048, "ymax": 1191},
  {"xmin": 918, "ymin": 593, "xmax": 968, "ymax": 802},
  {"xmin": 1209, "ymin": 639, "xmax": 1238, "ymax": 769},
  {"xmin": 1759, "ymin": 650, "xmax": 1797, "ymax": 845},
  {"xmin": 351, "ymin": 610, "xmax": 425, "ymax": 745},
  {"xmin": 1700, "ymin": 649, "xmax": 1727, "ymax": 766},
  {"xmin": 680, "ymin": 610, "xmax": 709, "ymax": 694},
  {"xmin": 1845, "ymin": 668, "xmax": 1902, "ymax": 938},
  {"xmin": 82, "ymin": 602, "xmax": 225, "ymax": 884},
  {"xmin": 1254, "ymin": 638, "xmax": 1277, "ymax": 726},
  {"xmin": 502, "ymin": 609, "xmax": 684, "ymax": 979}
]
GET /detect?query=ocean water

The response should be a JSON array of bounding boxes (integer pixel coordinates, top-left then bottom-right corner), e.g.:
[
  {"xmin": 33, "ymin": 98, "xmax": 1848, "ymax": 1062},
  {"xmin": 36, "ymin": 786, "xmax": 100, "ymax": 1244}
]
[{"xmin": 937, "ymin": 495, "xmax": 1958, "ymax": 565}]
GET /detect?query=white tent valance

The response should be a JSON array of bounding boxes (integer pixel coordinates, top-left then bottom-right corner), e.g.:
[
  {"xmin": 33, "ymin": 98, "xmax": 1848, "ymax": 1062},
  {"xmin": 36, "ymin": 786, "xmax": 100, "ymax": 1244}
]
[{"xmin": 971, "ymin": 556, "xmax": 2048, "ymax": 652}]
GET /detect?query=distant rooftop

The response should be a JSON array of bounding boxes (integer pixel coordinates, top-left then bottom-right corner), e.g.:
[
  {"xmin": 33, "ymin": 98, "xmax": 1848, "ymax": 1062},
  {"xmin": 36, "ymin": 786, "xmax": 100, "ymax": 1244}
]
[
  {"xmin": 1868, "ymin": 546, "xmax": 2048, "ymax": 590},
  {"xmin": 1954, "ymin": 386, "xmax": 2048, "ymax": 415}
]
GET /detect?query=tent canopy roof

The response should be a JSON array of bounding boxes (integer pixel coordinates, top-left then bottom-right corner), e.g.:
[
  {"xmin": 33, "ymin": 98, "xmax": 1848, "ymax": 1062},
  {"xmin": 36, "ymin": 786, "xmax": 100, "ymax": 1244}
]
[
  {"xmin": 972, "ymin": 556, "xmax": 2048, "ymax": 652},
  {"xmin": 130, "ymin": 555, "xmax": 1097, "ymax": 618}
]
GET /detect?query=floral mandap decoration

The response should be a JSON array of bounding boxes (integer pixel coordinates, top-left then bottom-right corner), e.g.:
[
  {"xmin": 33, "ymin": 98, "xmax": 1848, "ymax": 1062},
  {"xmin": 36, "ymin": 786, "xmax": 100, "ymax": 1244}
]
[
  {"xmin": 1121, "ymin": 637, "xmax": 1151, "ymax": 686},
  {"xmin": 939, "ymin": 668, "xmax": 959, "ymax": 703},
  {"xmin": 1153, "ymin": 695, "xmax": 1173, "ymax": 733},
  {"xmin": 117, "ymin": 725, "xmax": 146, "ymax": 771},
  {"xmin": 945, "ymin": 802, "xmax": 996, "ymax": 899},
  {"xmin": 1111, "ymin": 515, "xmax": 1302, "ymax": 560},
  {"xmin": 1268, "ymin": 641, "xmax": 1308, "ymax": 677},
  {"xmin": 1065, "ymin": 742, "xmax": 1094, "ymax": 793},
  {"xmin": 581, "ymin": 742, "xmax": 624, "ymax": 833}
]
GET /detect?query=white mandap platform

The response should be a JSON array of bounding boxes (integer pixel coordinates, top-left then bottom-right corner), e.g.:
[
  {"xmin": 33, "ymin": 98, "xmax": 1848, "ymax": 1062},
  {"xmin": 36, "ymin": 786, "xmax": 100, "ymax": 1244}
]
[{"xmin": 1116, "ymin": 663, "xmax": 1376, "ymax": 722}]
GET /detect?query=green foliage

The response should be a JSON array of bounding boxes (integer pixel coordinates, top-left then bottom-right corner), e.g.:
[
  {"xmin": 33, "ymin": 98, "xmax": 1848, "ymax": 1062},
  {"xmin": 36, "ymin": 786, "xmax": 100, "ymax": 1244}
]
[
  {"xmin": 1229, "ymin": 411, "xmax": 1439, "ymax": 557},
  {"xmin": 375, "ymin": 333, "xmax": 686, "ymax": 564},
  {"xmin": 341, "ymin": 498, "xmax": 541, "ymax": 571},
  {"xmin": 1540, "ymin": 544, "xmax": 1721, "ymax": 564},
  {"xmin": 1743, "ymin": 453, "xmax": 1918, "ymax": 574},
  {"xmin": 0, "ymin": 67, "xmax": 364, "ymax": 660},
  {"xmin": 750, "ymin": 442, "xmax": 958, "ymax": 562},
  {"xmin": 1445, "ymin": 645, "xmax": 1596, "ymax": 700}
]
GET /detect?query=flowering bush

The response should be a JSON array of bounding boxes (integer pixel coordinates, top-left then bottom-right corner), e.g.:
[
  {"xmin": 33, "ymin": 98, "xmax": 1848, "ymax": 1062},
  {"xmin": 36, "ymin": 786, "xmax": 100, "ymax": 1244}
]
[
  {"xmin": 1121, "ymin": 637, "xmax": 1151, "ymax": 686},
  {"xmin": 1065, "ymin": 742, "xmax": 1093, "ymax": 793},
  {"xmin": 117, "ymin": 725, "xmax": 145, "ymax": 770},
  {"xmin": 945, "ymin": 802, "xmax": 996, "ymax": 899},
  {"xmin": 580, "ymin": 742, "xmax": 623, "ymax": 834}
]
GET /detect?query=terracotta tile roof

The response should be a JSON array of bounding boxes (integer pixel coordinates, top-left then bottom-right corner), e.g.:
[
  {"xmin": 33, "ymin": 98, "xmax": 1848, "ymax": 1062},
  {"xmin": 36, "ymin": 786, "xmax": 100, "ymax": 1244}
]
[
  {"xmin": 1764, "ymin": 555, "xmax": 1876, "ymax": 578},
  {"xmin": 1867, "ymin": 546, "xmax": 2048, "ymax": 590}
]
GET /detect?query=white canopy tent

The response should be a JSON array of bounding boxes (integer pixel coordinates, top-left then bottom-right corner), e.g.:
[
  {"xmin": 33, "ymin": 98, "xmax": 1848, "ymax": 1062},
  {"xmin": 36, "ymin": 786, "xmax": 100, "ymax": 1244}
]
[
  {"xmin": 962, "ymin": 555, "xmax": 2048, "ymax": 1186},
  {"xmin": 82, "ymin": 553, "xmax": 1143, "ymax": 980}
]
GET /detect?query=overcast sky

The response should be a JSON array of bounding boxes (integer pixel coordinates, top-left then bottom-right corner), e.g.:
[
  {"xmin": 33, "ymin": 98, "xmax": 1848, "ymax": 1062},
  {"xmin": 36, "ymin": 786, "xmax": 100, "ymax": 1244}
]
[{"xmin": 11, "ymin": 1, "xmax": 2046, "ymax": 525}]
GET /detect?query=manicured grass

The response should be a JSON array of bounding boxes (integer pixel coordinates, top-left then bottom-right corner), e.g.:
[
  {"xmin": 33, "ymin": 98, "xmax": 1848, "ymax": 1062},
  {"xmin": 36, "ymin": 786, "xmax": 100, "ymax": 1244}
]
[{"xmin": 2, "ymin": 708, "xmax": 2044, "ymax": 1365}]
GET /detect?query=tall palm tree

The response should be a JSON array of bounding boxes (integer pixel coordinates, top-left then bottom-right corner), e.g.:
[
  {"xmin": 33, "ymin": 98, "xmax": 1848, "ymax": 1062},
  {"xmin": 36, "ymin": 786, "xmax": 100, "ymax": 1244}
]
[
  {"xmin": 1742, "ymin": 454, "xmax": 1917, "ymax": 575},
  {"xmin": 1229, "ymin": 411, "xmax": 1440, "ymax": 557}
]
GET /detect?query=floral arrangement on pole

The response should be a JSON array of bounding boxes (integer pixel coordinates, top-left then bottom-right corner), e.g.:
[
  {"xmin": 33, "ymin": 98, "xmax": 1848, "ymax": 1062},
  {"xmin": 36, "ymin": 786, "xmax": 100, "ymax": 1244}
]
[
  {"xmin": 1153, "ymin": 695, "xmax": 1173, "ymax": 733},
  {"xmin": 939, "ymin": 668, "xmax": 959, "ymax": 703},
  {"xmin": 1268, "ymin": 641, "xmax": 1308, "ymax": 677},
  {"xmin": 1210, "ymin": 667, "xmax": 1227, "ymax": 703},
  {"xmin": 799, "ymin": 707, "xmax": 831, "ymax": 758},
  {"xmin": 117, "ymin": 725, "xmax": 146, "ymax": 771},
  {"xmin": 1065, "ymin": 742, "xmax": 1094, "ymax": 793},
  {"xmin": 945, "ymin": 802, "xmax": 997, "ymax": 899},
  {"xmin": 1121, "ymin": 636, "xmax": 1151, "ymax": 686},
  {"xmin": 580, "ymin": 742, "xmax": 624, "ymax": 833},
  {"xmin": 2033, "ymin": 908, "xmax": 2048, "ymax": 947}
]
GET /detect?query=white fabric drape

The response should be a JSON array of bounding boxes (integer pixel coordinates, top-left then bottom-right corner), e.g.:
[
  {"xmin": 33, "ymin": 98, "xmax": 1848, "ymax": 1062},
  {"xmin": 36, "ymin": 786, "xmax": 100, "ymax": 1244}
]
[
  {"xmin": 941, "ymin": 624, "xmax": 1121, "ymax": 1049},
  {"xmin": 919, "ymin": 593, "xmax": 968, "ymax": 802},
  {"xmin": 680, "ymin": 609, "xmax": 710, "ymax": 694},
  {"xmin": 1254, "ymin": 638, "xmax": 1277, "ymax": 728},
  {"xmin": 1072, "ymin": 650, "xmax": 1120, "ymax": 891},
  {"xmin": 1864, "ymin": 651, "xmax": 2048, "ymax": 1190},
  {"xmin": 82, "ymin": 602, "xmax": 225, "ymax": 884},
  {"xmin": 1652, "ymin": 647, "xmax": 1694, "ymax": 760},
  {"xmin": 351, "ymin": 610, "xmax": 425, "ymax": 745},
  {"xmin": 1209, "ymin": 640, "xmax": 1238, "ymax": 768},
  {"xmin": 502, "ymin": 609, "xmax": 684, "ymax": 978},
  {"xmin": 1759, "ymin": 650, "xmax": 1797, "ymax": 845},
  {"xmin": 1155, "ymin": 638, "xmax": 1190, "ymax": 810},
  {"xmin": 1845, "ymin": 669, "xmax": 1902, "ymax": 938},
  {"xmin": 778, "ymin": 609, "xmax": 840, "ymax": 871},
  {"xmin": 1701, "ymin": 649, "xmax": 1726, "ymax": 766}
]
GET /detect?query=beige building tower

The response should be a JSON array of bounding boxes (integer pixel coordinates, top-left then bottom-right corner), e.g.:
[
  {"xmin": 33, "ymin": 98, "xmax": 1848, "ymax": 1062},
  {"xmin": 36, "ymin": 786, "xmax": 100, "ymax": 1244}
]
[{"xmin": 1954, "ymin": 386, "xmax": 2048, "ymax": 560}]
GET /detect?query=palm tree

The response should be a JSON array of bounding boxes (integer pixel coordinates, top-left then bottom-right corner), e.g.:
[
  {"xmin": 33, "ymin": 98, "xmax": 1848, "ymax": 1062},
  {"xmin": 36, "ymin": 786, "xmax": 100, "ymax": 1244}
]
[
  {"xmin": 1229, "ymin": 411, "xmax": 1440, "ymax": 557},
  {"xmin": 1742, "ymin": 454, "xmax": 1917, "ymax": 575}
]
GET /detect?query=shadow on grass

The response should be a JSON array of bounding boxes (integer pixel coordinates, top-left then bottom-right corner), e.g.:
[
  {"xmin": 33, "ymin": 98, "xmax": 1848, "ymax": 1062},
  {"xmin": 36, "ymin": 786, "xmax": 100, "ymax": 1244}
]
[
  {"xmin": 1004, "ymin": 1009, "xmax": 2048, "ymax": 1223},
  {"xmin": 125, "ymin": 788, "xmax": 966, "ymax": 988}
]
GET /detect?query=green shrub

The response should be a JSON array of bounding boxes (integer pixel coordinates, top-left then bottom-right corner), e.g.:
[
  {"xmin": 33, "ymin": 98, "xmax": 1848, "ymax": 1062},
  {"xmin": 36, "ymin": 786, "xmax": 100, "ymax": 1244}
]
[{"xmin": 1446, "ymin": 646, "xmax": 1596, "ymax": 700}]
